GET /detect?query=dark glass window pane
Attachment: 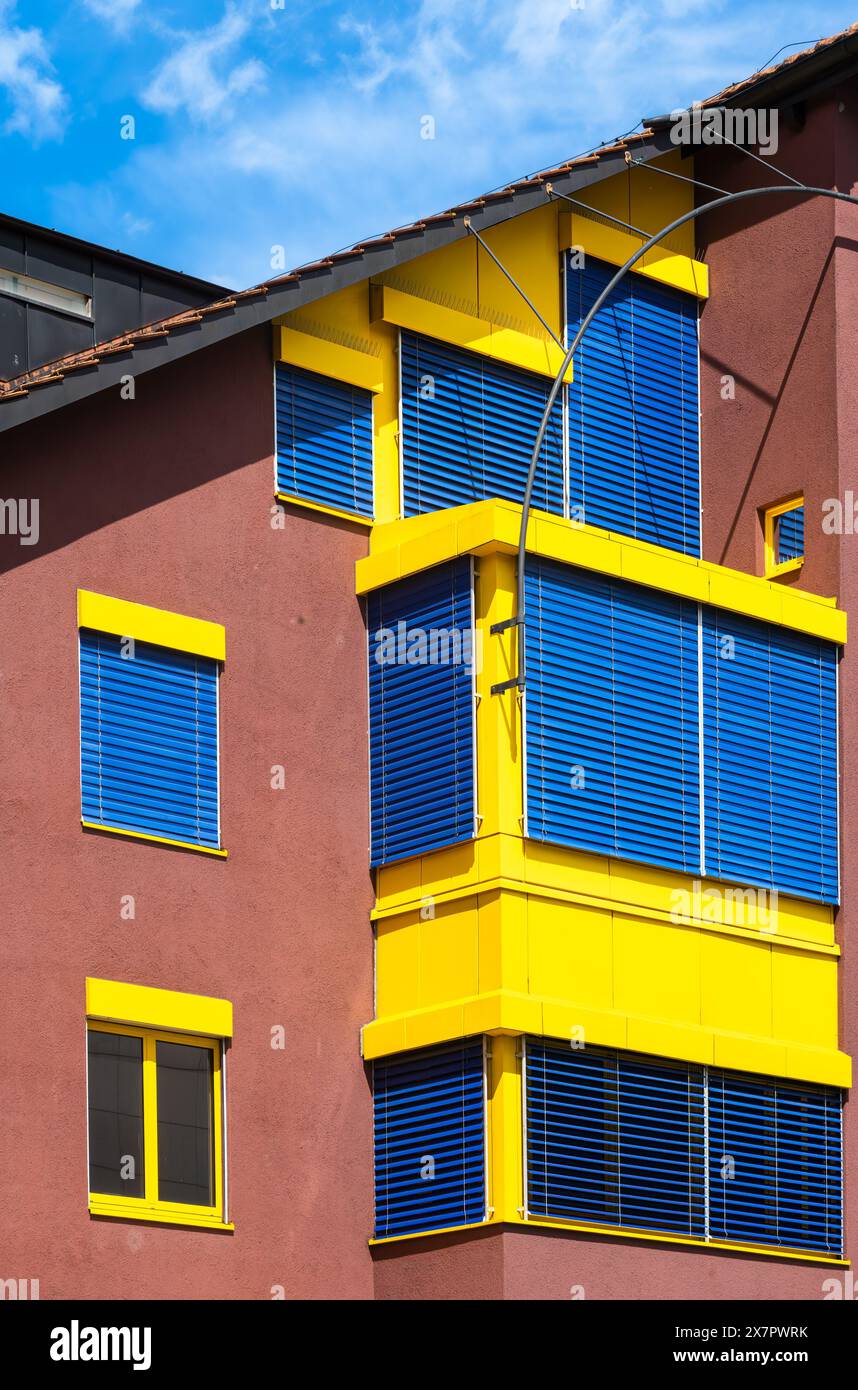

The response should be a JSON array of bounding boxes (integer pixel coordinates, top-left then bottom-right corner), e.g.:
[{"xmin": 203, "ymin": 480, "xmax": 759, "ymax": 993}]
[
  {"xmin": 156, "ymin": 1041, "xmax": 215, "ymax": 1207},
  {"xmin": 88, "ymin": 1030, "xmax": 145, "ymax": 1197}
]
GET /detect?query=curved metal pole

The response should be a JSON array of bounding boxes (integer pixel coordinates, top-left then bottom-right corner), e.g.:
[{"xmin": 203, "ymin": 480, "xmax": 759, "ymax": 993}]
[{"xmin": 511, "ymin": 182, "xmax": 858, "ymax": 691}]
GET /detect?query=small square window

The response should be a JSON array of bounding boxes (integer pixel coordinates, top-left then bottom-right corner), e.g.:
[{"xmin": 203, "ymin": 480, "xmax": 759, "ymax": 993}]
[{"xmin": 764, "ymin": 498, "xmax": 805, "ymax": 577}]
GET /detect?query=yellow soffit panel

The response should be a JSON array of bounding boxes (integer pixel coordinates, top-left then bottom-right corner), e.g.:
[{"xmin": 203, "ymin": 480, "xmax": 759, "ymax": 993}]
[
  {"xmin": 275, "ymin": 324, "xmax": 384, "ymax": 394},
  {"xmin": 360, "ymin": 990, "xmax": 852, "ymax": 1088},
  {"xmin": 356, "ymin": 500, "xmax": 847, "ymax": 645},
  {"xmin": 370, "ymin": 282, "xmax": 574, "ymax": 384},
  {"xmin": 86, "ymin": 977, "xmax": 233, "ymax": 1039},
  {"xmin": 77, "ymin": 590, "xmax": 226, "ymax": 661},
  {"xmin": 558, "ymin": 210, "xmax": 710, "ymax": 300}
]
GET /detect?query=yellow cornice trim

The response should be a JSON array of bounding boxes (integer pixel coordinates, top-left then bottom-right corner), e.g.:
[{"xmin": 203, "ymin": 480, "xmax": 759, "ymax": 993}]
[
  {"xmin": 370, "ymin": 282, "xmax": 574, "ymax": 384},
  {"xmin": 360, "ymin": 988, "xmax": 851, "ymax": 1087},
  {"xmin": 357, "ymin": 500, "xmax": 846, "ymax": 644},
  {"xmin": 559, "ymin": 210, "xmax": 710, "ymax": 299},
  {"xmin": 275, "ymin": 491, "xmax": 373, "ymax": 527},
  {"xmin": 275, "ymin": 323, "xmax": 384, "ymax": 394},
  {"xmin": 78, "ymin": 589, "xmax": 225, "ymax": 661},
  {"xmin": 81, "ymin": 821, "xmax": 227, "ymax": 857},
  {"xmin": 86, "ymin": 977, "xmax": 233, "ymax": 1039},
  {"xmin": 368, "ymin": 1215, "xmax": 848, "ymax": 1265}
]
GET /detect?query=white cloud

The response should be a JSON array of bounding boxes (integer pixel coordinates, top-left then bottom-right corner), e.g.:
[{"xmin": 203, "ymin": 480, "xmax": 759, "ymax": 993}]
[
  {"xmin": 0, "ymin": 3, "xmax": 66, "ymax": 141},
  {"xmin": 142, "ymin": 2, "xmax": 267, "ymax": 121},
  {"xmin": 81, "ymin": 0, "xmax": 141, "ymax": 30}
]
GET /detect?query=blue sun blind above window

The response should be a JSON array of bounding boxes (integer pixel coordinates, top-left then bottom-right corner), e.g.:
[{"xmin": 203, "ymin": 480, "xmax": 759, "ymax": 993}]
[
  {"xmin": 275, "ymin": 362, "xmax": 374, "ymax": 518},
  {"xmin": 566, "ymin": 254, "xmax": 700, "ymax": 555},
  {"xmin": 524, "ymin": 558, "xmax": 700, "ymax": 874},
  {"xmin": 399, "ymin": 332, "xmax": 564, "ymax": 516},
  {"xmin": 80, "ymin": 629, "xmax": 220, "ymax": 849},
  {"xmin": 777, "ymin": 503, "xmax": 805, "ymax": 564},
  {"xmin": 367, "ymin": 558, "xmax": 475, "ymax": 866},
  {"xmin": 373, "ymin": 1039, "xmax": 486, "ymax": 1238},
  {"xmin": 702, "ymin": 609, "xmax": 838, "ymax": 903}
]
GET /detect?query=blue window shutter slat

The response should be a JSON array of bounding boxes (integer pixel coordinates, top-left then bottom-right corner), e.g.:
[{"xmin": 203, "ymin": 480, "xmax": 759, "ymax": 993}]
[
  {"xmin": 777, "ymin": 504, "xmax": 805, "ymax": 563},
  {"xmin": 524, "ymin": 558, "xmax": 700, "ymax": 874},
  {"xmin": 702, "ymin": 610, "xmax": 838, "ymax": 902},
  {"xmin": 526, "ymin": 1041, "xmax": 842, "ymax": 1254},
  {"xmin": 373, "ymin": 1040, "xmax": 486, "ymax": 1237},
  {"xmin": 368, "ymin": 558, "xmax": 475, "ymax": 866},
  {"xmin": 708, "ymin": 1071, "xmax": 842, "ymax": 1253},
  {"xmin": 566, "ymin": 255, "xmax": 700, "ymax": 556},
  {"xmin": 80, "ymin": 629, "xmax": 220, "ymax": 848},
  {"xmin": 400, "ymin": 332, "xmax": 564, "ymax": 516},
  {"xmin": 275, "ymin": 362, "xmax": 374, "ymax": 518},
  {"xmin": 526, "ymin": 1041, "xmax": 707, "ymax": 1238}
]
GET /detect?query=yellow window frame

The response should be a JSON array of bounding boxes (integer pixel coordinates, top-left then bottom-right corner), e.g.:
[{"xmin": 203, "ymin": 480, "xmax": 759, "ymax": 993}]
[
  {"xmin": 763, "ymin": 496, "xmax": 805, "ymax": 579},
  {"xmin": 87, "ymin": 1020, "xmax": 231, "ymax": 1231}
]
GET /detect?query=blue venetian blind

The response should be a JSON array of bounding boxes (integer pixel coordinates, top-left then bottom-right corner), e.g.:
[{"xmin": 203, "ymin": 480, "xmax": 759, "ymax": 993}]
[
  {"xmin": 708, "ymin": 1070, "xmax": 842, "ymax": 1254},
  {"xmin": 373, "ymin": 1039, "xmax": 486, "ymax": 1238},
  {"xmin": 275, "ymin": 362, "xmax": 374, "ymax": 518},
  {"xmin": 777, "ymin": 504, "xmax": 805, "ymax": 563},
  {"xmin": 80, "ymin": 629, "xmax": 220, "ymax": 849},
  {"xmin": 367, "ymin": 558, "xmax": 475, "ymax": 866},
  {"xmin": 400, "ymin": 332, "xmax": 564, "ymax": 516},
  {"xmin": 524, "ymin": 558, "xmax": 700, "ymax": 873},
  {"xmin": 566, "ymin": 254, "xmax": 700, "ymax": 555},
  {"xmin": 702, "ymin": 609, "xmax": 838, "ymax": 902},
  {"xmin": 526, "ymin": 1041, "xmax": 706, "ymax": 1238}
]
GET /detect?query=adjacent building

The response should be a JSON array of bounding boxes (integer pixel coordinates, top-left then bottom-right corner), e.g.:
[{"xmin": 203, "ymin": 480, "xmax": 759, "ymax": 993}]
[{"xmin": 1, "ymin": 27, "xmax": 856, "ymax": 1300}]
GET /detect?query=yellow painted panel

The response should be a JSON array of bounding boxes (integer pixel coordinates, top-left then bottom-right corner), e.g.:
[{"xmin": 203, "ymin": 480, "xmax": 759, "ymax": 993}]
[
  {"xmin": 524, "ymin": 839, "xmax": 613, "ymax": 901},
  {"xmin": 479, "ymin": 888, "xmax": 528, "ymax": 995},
  {"xmin": 373, "ymin": 283, "xmax": 573, "ymax": 382},
  {"xmin": 420, "ymin": 900, "xmax": 479, "ymax": 1007},
  {"xmin": 405, "ymin": 1003, "xmax": 465, "ymax": 1050},
  {"xmin": 700, "ymin": 933, "xmax": 772, "ymax": 1036},
  {"xmin": 627, "ymin": 1016, "xmax": 714, "ymax": 1065},
  {"xmin": 713, "ymin": 1033, "xmax": 787, "ymax": 1077},
  {"xmin": 541, "ymin": 1000, "xmax": 627, "ymax": 1050},
  {"xmin": 780, "ymin": 588, "xmax": 846, "ymax": 643},
  {"xmin": 613, "ymin": 915, "xmax": 701, "ymax": 1025},
  {"xmin": 361, "ymin": 1017, "xmax": 407, "ymax": 1059},
  {"xmin": 619, "ymin": 544, "xmax": 708, "ymax": 601},
  {"xmin": 86, "ymin": 977, "xmax": 232, "ymax": 1038},
  {"xmin": 527, "ymin": 898, "xmax": 613, "ymax": 1008},
  {"xmin": 772, "ymin": 948, "xmax": 838, "ymax": 1049},
  {"xmin": 560, "ymin": 213, "xmax": 709, "ymax": 299},
  {"xmin": 488, "ymin": 1034, "xmax": 522, "ymax": 1221},
  {"xmin": 78, "ymin": 590, "xmax": 225, "ymax": 661},
  {"xmin": 276, "ymin": 324, "xmax": 384, "ymax": 393},
  {"xmin": 708, "ymin": 571, "xmax": 784, "ymax": 626},
  {"xmin": 785, "ymin": 1045, "xmax": 851, "ymax": 1088},
  {"xmin": 376, "ymin": 914, "xmax": 421, "ymax": 1016}
]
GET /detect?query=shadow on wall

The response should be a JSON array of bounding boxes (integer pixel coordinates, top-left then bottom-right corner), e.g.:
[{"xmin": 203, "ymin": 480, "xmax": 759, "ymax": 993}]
[{"xmin": 0, "ymin": 327, "xmax": 275, "ymax": 576}]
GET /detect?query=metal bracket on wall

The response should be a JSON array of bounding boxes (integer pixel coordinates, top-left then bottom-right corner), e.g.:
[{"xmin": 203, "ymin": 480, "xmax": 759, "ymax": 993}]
[{"xmin": 491, "ymin": 675, "xmax": 525, "ymax": 695}]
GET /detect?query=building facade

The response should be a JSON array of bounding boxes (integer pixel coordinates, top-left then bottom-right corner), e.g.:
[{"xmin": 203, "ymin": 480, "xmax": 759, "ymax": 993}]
[{"xmin": 1, "ymin": 30, "xmax": 856, "ymax": 1300}]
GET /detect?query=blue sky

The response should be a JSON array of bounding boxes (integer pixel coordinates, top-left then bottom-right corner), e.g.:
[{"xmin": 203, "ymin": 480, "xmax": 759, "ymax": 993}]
[{"xmin": 1, "ymin": 0, "xmax": 856, "ymax": 289}]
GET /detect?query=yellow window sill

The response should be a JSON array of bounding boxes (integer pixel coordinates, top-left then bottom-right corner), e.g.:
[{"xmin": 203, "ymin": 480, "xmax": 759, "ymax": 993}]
[
  {"xmin": 89, "ymin": 1202, "xmax": 233, "ymax": 1231},
  {"xmin": 369, "ymin": 1214, "xmax": 848, "ymax": 1265},
  {"xmin": 81, "ymin": 821, "xmax": 228, "ymax": 857},
  {"xmin": 766, "ymin": 557, "xmax": 805, "ymax": 580},
  {"xmin": 275, "ymin": 491, "xmax": 374, "ymax": 527}
]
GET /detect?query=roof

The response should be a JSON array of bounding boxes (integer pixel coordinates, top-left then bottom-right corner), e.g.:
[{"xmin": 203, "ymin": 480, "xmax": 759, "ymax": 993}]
[{"xmin": 3, "ymin": 21, "xmax": 858, "ymax": 433}]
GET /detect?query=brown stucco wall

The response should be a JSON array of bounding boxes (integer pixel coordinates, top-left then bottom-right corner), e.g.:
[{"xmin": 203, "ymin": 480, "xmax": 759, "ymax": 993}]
[{"xmin": 0, "ymin": 327, "xmax": 375, "ymax": 1298}]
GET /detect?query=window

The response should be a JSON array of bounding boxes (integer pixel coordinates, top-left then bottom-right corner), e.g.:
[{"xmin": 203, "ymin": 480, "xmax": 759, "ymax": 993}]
[
  {"xmin": 524, "ymin": 558, "xmax": 701, "ymax": 874},
  {"xmin": 764, "ymin": 497, "xmax": 805, "ymax": 577},
  {"xmin": 0, "ymin": 267, "xmax": 92, "ymax": 319},
  {"xmin": 566, "ymin": 254, "xmax": 700, "ymax": 556},
  {"xmin": 86, "ymin": 979, "xmax": 231, "ymax": 1229},
  {"xmin": 399, "ymin": 332, "xmax": 564, "ymax": 516},
  {"xmin": 367, "ymin": 558, "xmax": 476, "ymax": 865},
  {"xmin": 702, "ymin": 609, "xmax": 838, "ymax": 903},
  {"xmin": 275, "ymin": 362, "xmax": 374, "ymax": 520},
  {"xmin": 522, "ymin": 559, "xmax": 839, "ymax": 902},
  {"xmin": 78, "ymin": 591, "xmax": 225, "ymax": 855},
  {"xmin": 525, "ymin": 1039, "xmax": 843, "ymax": 1256},
  {"xmin": 373, "ymin": 1039, "xmax": 487, "ymax": 1238}
]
